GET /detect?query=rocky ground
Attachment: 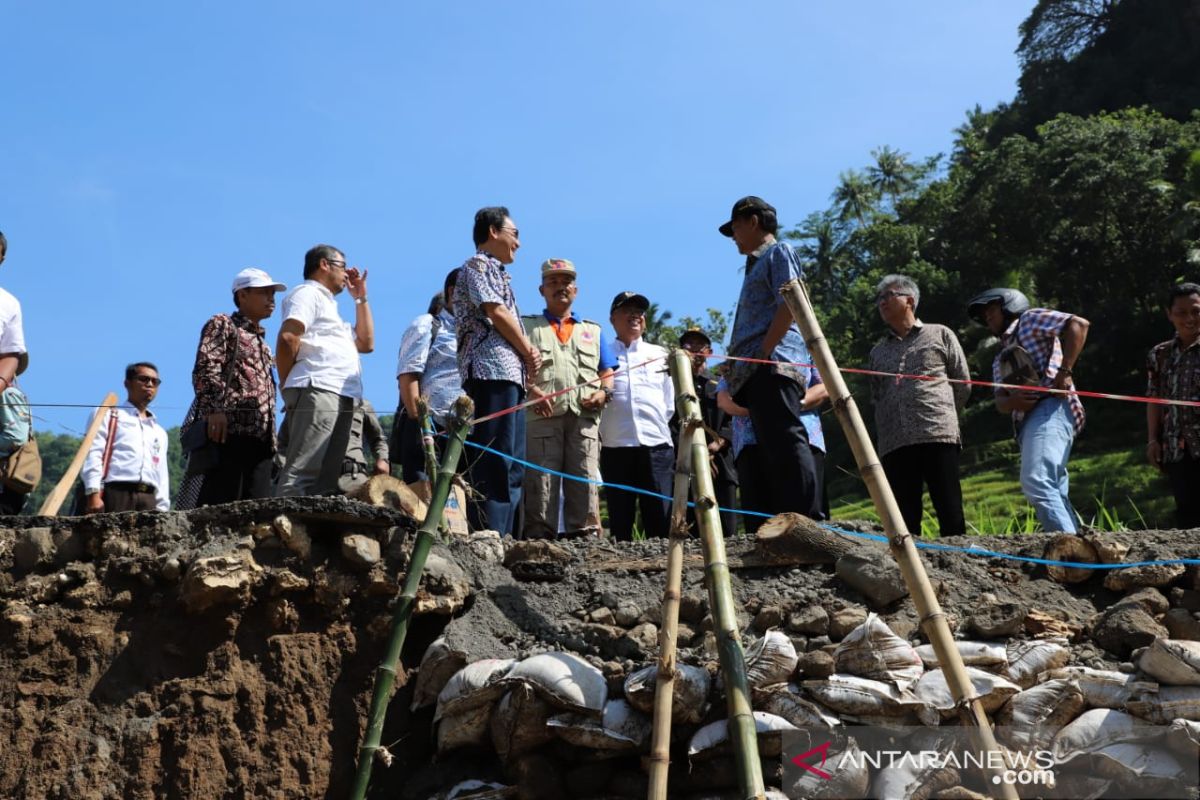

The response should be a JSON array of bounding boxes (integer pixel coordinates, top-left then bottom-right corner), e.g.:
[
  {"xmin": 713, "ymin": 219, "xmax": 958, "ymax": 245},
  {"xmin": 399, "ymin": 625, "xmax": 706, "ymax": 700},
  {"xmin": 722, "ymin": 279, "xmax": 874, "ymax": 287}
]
[{"xmin": 1, "ymin": 498, "xmax": 1199, "ymax": 799}]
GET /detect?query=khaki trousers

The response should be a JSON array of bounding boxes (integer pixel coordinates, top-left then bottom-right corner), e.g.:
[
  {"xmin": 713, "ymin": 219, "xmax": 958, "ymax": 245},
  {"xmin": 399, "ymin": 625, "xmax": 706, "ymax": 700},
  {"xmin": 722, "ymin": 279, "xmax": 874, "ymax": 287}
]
[
  {"xmin": 522, "ymin": 411, "xmax": 601, "ymax": 537},
  {"xmin": 275, "ymin": 386, "xmax": 356, "ymax": 497}
]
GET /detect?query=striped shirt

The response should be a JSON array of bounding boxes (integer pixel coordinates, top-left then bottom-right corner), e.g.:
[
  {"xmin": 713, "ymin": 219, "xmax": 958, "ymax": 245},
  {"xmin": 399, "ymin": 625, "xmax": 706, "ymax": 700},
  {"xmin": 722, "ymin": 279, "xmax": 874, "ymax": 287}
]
[{"xmin": 992, "ymin": 308, "xmax": 1085, "ymax": 434}]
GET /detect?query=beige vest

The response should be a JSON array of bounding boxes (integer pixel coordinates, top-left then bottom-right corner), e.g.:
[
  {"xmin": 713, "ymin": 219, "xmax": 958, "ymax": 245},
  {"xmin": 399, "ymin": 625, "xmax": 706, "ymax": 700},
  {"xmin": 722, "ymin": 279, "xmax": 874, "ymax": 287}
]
[{"xmin": 523, "ymin": 314, "xmax": 604, "ymax": 418}]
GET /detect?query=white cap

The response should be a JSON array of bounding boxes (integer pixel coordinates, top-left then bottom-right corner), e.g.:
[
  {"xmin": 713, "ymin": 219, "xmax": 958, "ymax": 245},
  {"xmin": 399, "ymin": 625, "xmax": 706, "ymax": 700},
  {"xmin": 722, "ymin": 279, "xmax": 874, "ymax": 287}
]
[{"xmin": 231, "ymin": 268, "xmax": 287, "ymax": 293}]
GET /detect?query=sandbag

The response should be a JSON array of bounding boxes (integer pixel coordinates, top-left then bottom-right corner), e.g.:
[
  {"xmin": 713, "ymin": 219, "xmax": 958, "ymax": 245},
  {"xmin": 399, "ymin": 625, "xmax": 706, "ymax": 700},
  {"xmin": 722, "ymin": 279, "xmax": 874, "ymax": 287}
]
[
  {"xmin": 1167, "ymin": 719, "xmax": 1200, "ymax": 760},
  {"xmin": 1052, "ymin": 709, "xmax": 1162, "ymax": 763},
  {"xmin": 623, "ymin": 663, "xmax": 710, "ymax": 724},
  {"xmin": 1137, "ymin": 638, "xmax": 1200, "ymax": 686},
  {"xmin": 996, "ymin": 678, "xmax": 1086, "ymax": 751},
  {"xmin": 743, "ymin": 630, "xmax": 799, "ymax": 690},
  {"xmin": 442, "ymin": 780, "xmax": 515, "ymax": 800},
  {"xmin": 786, "ymin": 737, "xmax": 871, "ymax": 800},
  {"xmin": 758, "ymin": 683, "xmax": 841, "ymax": 730},
  {"xmin": 506, "ymin": 652, "xmax": 607, "ymax": 714},
  {"xmin": 913, "ymin": 666, "xmax": 1021, "ymax": 719},
  {"xmin": 1045, "ymin": 667, "xmax": 1158, "ymax": 709},
  {"xmin": 491, "ymin": 682, "xmax": 556, "ymax": 762},
  {"xmin": 871, "ymin": 761, "xmax": 959, "ymax": 800},
  {"xmin": 914, "ymin": 641, "xmax": 1007, "ymax": 672},
  {"xmin": 546, "ymin": 698, "xmax": 650, "ymax": 751},
  {"xmin": 833, "ymin": 613, "xmax": 924, "ymax": 689},
  {"xmin": 412, "ymin": 636, "xmax": 468, "ymax": 710},
  {"xmin": 1004, "ymin": 638, "xmax": 1070, "ymax": 688},
  {"xmin": 435, "ymin": 659, "xmax": 516, "ymax": 721},
  {"xmin": 687, "ymin": 712, "xmax": 797, "ymax": 760},
  {"xmin": 436, "ymin": 702, "xmax": 494, "ymax": 754},
  {"xmin": 1126, "ymin": 685, "xmax": 1200, "ymax": 725},
  {"xmin": 802, "ymin": 674, "xmax": 928, "ymax": 717},
  {"xmin": 1084, "ymin": 742, "xmax": 1190, "ymax": 788}
]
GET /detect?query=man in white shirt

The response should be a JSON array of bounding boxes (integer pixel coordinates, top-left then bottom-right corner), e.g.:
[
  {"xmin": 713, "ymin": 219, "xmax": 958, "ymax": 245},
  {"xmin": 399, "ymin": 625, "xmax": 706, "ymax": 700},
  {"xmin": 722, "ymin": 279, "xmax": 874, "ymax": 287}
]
[
  {"xmin": 599, "ymin": 292, "xmax": 674, "ymax": 540},
  {"xmin": 0, "ymin": 230, "xmax": 32, "ymax": 515},
  {"xmin": 82, "ymin": 362, "xmax": 171, "ymax": 512},
  {"xmin": 275, "ymin": 244, "xmax": 374, "ymax": 496}
]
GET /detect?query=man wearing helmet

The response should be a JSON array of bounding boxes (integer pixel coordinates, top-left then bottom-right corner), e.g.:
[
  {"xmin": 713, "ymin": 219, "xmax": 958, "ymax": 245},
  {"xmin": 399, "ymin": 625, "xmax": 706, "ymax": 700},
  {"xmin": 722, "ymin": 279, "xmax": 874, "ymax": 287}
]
[{"xmin": 968, "ymin": 289, "xmax": 1090, "ymax": 533}]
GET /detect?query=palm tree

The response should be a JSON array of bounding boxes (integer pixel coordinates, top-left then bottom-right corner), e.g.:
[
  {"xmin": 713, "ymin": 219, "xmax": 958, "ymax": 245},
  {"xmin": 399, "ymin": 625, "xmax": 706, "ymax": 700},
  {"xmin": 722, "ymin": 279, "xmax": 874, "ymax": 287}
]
[
  {"xmin": 867, "ymin": 146, "xmax": 917, "ymax": 208},
  {"xmin": 642, "ymin": 303, "xmax": 675, "ymax": 346},
  {"xmin": 832, "ymin": 169, "xmax": 878, "ymax": 226}
]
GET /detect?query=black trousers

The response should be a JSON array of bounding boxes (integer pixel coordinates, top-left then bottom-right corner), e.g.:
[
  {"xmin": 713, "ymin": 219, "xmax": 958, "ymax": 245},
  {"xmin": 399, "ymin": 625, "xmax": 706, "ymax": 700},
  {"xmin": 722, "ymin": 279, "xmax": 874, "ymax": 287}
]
[
  {"xmin": 740, "ymin": 368, "xmax": 820, "ymax": 519},
  {"xmin": 600, "ymin": 444, "xmax": 673, "ymax": 540},
  {"xmin": 195, "ymin": 434, "xmax": 274, "ymax": 506},
  {"xmin": 1164, "ymin": 458, "xmax": 1200, "ymax": 529},
  {"xmin": 464, "ymin": 379, "xmax": 525, "ymax": 536},
  {"xmin": 880, "ymin": 442, "xmax": 966, "ymax": 537},
  {"xmin": 391, "ymin": 411, "xmax": 445, "ymax": 484},
  {"xmin": 736, "ymin": 445, "xmax": 771, "ymax": 534},
  {"xmin": 103, "ymin": 483, "xmax": 159, "ymax": 512}
]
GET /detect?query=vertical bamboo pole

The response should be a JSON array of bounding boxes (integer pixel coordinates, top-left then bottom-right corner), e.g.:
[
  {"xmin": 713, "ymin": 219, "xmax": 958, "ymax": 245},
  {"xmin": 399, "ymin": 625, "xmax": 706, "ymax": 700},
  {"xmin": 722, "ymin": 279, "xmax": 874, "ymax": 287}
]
[
  {"xmin": 779, "ymin": 280, "xmax": 1018, "ymax": 800},
  {"xmin": 670, "ymin": 351, "xmax": 765, "ymax": 800},
  {"xmin": 646, "ymin": 419, "xmax": 694, "ymax": 800},
  {"xmin": 416, "ymin": 398, "xmax": 439, "ymax": 483},
  {"xmin": 350, "ymin": 395, "xmax": 474, "ymax": 800}
]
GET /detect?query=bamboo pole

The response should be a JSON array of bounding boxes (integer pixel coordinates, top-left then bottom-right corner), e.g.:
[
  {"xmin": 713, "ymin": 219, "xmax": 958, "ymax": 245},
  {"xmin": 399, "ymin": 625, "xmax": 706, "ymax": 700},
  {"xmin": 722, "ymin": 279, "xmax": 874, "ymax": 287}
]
[
  {"xmin": 779, "ymin": 280, "xmax": 1018, "ymax": 800},
  {"xmin": 417, "ymin": 398, "xmax": 439, "ymax": 483},
  {"xmin": 37, "ymin": 392, "xmax": 118, "ymax": 516},
  {"xmin": 350, "ymin": 395, "xmax": 473, "ymax": 800},
  {"xmin": 646, "ymin": 417, "xmax": 695, "ymax": 800},
  {"xmin": 670, "ymin": 350, "xmax": 765, "ymax": 800}
]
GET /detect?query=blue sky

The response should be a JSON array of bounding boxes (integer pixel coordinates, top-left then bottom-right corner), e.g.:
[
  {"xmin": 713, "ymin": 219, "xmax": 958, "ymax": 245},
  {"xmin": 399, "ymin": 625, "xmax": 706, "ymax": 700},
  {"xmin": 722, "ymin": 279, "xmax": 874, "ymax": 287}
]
[{"xmin": 1, "ymin": 1, "xmax": 1031, "ymax": 436}]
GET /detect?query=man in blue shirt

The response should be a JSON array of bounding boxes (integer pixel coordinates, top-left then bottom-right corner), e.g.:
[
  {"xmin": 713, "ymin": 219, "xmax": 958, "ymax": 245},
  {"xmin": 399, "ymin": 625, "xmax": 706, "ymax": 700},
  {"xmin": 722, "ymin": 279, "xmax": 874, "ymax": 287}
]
[
  {"xmin": 521, "ymin": 258, "xmax": 616, "ymax": 538},
  {"xmin": 720, "ymin": 196, "xmax": 821, "ymax": 519}
]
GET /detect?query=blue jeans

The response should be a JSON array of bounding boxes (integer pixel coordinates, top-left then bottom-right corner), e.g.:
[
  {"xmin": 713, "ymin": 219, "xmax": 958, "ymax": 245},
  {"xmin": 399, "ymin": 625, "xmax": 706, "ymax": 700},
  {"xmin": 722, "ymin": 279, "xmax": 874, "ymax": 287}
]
[
  {"xmin": 464, "ymin": 379, "xmax": 525, "ymax": 535},
  {"xmin": 1017, "ymin": 397, "xmax": 1078, "ymax": 533}
]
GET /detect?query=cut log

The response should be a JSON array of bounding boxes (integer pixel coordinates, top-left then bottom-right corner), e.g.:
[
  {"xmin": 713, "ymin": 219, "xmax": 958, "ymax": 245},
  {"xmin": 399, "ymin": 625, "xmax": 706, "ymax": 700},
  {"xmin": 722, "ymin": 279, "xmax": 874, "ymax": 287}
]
[
  {"xmin": 1043, "ymin": 534, "xmax": 1098, "ymax": 584},
  {"xmin": 347, "ymin": 474, "xmax": 428, "ymax": 520},
  {"xmin": 754, "ymin": 512, "xmax": 860, "ymax": 565}
]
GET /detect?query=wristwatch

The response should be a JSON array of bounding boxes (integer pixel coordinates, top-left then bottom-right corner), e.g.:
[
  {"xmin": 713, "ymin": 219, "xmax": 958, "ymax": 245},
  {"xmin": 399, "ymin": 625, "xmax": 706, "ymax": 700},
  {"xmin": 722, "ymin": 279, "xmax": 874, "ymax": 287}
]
[
  {"xmin": 601, "ymin": 386, "xmax": 614, "ymax": 403},
  {"xmin": 355, "ymin": 296, "xmax": 369, "ymax": 305}
]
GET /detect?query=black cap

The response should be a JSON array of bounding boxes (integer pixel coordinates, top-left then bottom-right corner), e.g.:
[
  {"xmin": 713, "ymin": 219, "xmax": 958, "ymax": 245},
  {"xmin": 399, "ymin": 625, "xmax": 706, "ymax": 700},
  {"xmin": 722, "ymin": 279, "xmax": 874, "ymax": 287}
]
[
  {"xmin": 679, "ymin": 326, "xmax": 711, "ymax": 348},
  {"xmin": 718, "ymin": 195, "xmax": 776, "ymax": 237},
  {"xmin": 610, "ymin": 291, "xmax": 650, "ymax": 314}
]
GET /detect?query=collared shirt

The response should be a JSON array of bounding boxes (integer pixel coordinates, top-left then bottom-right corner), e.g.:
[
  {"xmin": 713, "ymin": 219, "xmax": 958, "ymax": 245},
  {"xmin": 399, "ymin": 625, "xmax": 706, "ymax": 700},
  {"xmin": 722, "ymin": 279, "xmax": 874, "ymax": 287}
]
[
  {"xmin": 454, "ymin": 252, "xmax": 525, "ymax": 385},
  {"xmin": 191, "ymin": 311, "xmax": 278, "ymax": 444},
  {"xmin": 600, "ymin": 337, "xmax": 673, "ymax": 447},
  {"xmin": 396, "ymin": 309, "xmax": 459, "ymax": 423},
  {"xmin": 1147, "ymin": 334, "xmax": 1200, "ymax": 462},
  {"xmin": 992, "ymin": 309, "xmax": 1085, "ymax": 434},
  {"xmin": 280, "ymin": 280, "xmax": 363, "ymax": 399},
  {"xmin": 541, "ymin": 310, "xmax": 617, "ymax": 370},
  {"xmin": 869, "ymin": 320, "xmax": 969, "ymax": 456},
  {"xmin": 0, "ymin": 287, "xmax": 26, "ymax": 357},
  {"xmin": 81, "ymin": 404, "xmax": 171, "ymax": 510},
  {"xmin": 726, "ymin": 238, "xmax": 807, "ymax": 395}
]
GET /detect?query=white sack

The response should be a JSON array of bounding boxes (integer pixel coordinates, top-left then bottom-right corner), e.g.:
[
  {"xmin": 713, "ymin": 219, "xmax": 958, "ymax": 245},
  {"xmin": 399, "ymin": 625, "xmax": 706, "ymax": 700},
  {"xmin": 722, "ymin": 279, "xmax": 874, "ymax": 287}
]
[
  {"xmin": 546, "ymin": 698, "xmax": 650, "ymax": 751},
  {"xmin": 915, "ymin": 641, "xmax": 1007, "ymax": 671},
  {"xmin": 833, "ymin": 613, "xmax": 924, "ymax": 689},
  {"xmin": 505, "ymin": 651, "xmax": 607, "ymax": 714},
  {"xmin": 435, "ymin": 658, "xmax": 516, "ymax": 721},
  {"xmin": 687, "ymin": 712, "xmax": 797, "ymax": 760},
  {"xmin": 623, "ymin": 663, "xmax": 711, "ymax": 724},
  {"xmin": 1137, "ymin": 639, "xmax": 1200, "ymax": 686}
]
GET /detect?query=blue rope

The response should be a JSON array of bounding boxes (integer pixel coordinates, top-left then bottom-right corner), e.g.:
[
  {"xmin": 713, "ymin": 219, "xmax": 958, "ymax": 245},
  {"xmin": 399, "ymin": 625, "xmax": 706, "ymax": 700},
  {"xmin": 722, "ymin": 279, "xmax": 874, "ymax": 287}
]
[{"xmin": 452, "ymin": 436, "xmax": 1200, "ymax": 570}]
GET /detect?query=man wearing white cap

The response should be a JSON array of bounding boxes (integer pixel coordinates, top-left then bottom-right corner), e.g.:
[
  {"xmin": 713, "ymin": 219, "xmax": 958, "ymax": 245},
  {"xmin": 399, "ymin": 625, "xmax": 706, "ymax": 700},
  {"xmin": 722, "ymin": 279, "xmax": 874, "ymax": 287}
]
[{"xmin": 179, "ymin": 267, "xmax": 287, "ymax": 507}]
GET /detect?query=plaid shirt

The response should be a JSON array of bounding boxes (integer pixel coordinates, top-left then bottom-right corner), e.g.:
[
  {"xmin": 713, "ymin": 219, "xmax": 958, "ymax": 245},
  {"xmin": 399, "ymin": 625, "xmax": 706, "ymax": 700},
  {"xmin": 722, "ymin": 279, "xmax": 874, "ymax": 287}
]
[
  {"xmin": 992, "ymin": 308, "xmax": 1085, "ymax": 434},
  {"xmin": 1146, "ymin": 335, "xmax": 1200, "ymax": 462},
  {"xmin": 453, "ymin": 252, "xmax": 526, "ymax": 386}
]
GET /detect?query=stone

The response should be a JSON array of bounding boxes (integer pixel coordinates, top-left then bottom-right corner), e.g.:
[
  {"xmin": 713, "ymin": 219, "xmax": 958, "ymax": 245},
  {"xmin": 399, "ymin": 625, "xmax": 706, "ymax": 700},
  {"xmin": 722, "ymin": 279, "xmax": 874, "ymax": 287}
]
[
  {"xmin": 1103, "ymin": 563, "xmax": 1186, "ymax": 592},
  {"xmin": 590, "ymin": 607, "xmax": 616, "ymax": 626},
  {"xmin": 273, "ymin": 515, "xmax": 311, "ymax": 559},
  {"xmin": 754, "ymin": 605, "xmax": 784, "ymax": 631},
  {"xmin": 625, "ymin": 622, "xmax": 658, "ymax": 652},
  {"xmin": 827, "ymin": 606, "xmax": 868, "ymax": 640},
  {"xmin": 805, "ymin": 636, "xmax": 832, "ymax": 652},
  {"xmin": 413, "ymin": 552, "xmax": 471, "ymax": 616},
  {"xmin": 883, "ymin": 614, "xmax": 918, "ymax": 640},
  {"xmin": 835, "ymin": 553, "xmax": 908, "ymax": 608},
  {"xmin": 503, "ymin": 539, "xmax": 571, "ymax": 568},
  {"xmin": 271, "ymin": 569, "xmax": 309, "ymax": 595},
  {"xmin": 679, "ymin": 593, "xmax": 707, "ymax": 623},
  {"xmin": 614, "ymin": 602, "xmax": 641, "ymax": 628},
  {"xmin": 1164, "ymin": 608, "xmax": 1200, "ymax": 641},
  {"xmin": 785, "ymin": 605, "xmax": 829, "ymax": 636},
  {"xmin": 1170, "ymin": 588, "xmax": 1200, "ymax": 613},
  {"xmin": 1091, "ymin": 602, "xmax": 1169, "ymax": 659},
  {"xmin": 676, "ymin": 623, "xmax": 698, "ymax": 646},
  {"xmin": 1124, "ymin": 587, "xmax": 1170, "ymax": 616},
  {"xmin": 340, "ymin": 534, "xmax": 380, "ymax": 569},
  {"xmin": 795, "ymin": 650, "xmax": 835, "ymax": 680},
  {"xmin": 466, "ymin": 530, "xmax": 505, "ymax": 563},
  {"xmin": 159, "ymin": 557, "xmax": 182, "ymax": 582},
  {"xmin": 14, "ymin": 527, "xmax": 55, "ymax": 572},
  {"xmin": 179, "ymin": 553, "xmax": 261, "ymax": 613},
  {"xmin": 1024, "ymin": 608, "xmax": 1083, "ymax": 639},
  {"xmin": 968, "ymin": 601, "xmax": 1027, "ymax": 638}
]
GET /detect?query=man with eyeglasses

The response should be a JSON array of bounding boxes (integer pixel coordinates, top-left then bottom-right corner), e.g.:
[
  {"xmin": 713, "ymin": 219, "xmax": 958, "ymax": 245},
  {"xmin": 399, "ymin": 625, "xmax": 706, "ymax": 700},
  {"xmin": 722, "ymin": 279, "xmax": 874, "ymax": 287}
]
[
  {"xmin": 599, "ymin": 291, "xmax": 674, "ymax": 540},
  {"xmin": 82, "ymin": 362, "xmax": 171, "ymax": 512},
  {"xmin": 275, "ymin": 244, "xmax": 374, "ymax": 496},
  {"xmin": 720, "ymin": 196, "xmax": 821, "ymax": 520},
  {"xmin": 869, "ymin": 275, "xmax": 970, "ymax": 537},
  {"xmin": 453, "ymin": 207, "xmax": 541, "ymax": 534}
]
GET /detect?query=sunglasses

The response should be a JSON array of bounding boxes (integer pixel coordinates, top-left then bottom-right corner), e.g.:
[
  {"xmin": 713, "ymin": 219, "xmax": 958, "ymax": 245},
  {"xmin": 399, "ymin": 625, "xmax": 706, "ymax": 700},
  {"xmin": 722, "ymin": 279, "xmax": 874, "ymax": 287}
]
[{"xmin": 132, "ymin": 375, "xmax": 162, "ymax": 386}]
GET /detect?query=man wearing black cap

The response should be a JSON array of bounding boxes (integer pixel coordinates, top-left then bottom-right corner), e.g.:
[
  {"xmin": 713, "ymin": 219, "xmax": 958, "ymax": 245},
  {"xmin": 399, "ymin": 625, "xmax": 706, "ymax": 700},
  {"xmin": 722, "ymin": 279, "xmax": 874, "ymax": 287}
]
[
  {"xmin": 719, "ymin": 196, "xmax": 821, "ymax": 520},
  {"xmin": 599, "ymin": 291, "xmax": 675, "ymax": 540},
  {"xmin": 675, "ymin": 327, "xmax": 738, "ymax": 536}
]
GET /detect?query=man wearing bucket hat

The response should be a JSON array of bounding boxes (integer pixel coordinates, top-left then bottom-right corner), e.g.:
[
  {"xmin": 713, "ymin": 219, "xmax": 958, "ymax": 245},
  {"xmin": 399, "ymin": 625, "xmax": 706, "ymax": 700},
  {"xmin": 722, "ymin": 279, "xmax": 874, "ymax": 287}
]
[
  {"xmin": 719, "ymin": 196, "xmax": 821, "ymax": 520},
  {"xmin": 520, "ymin": 258, "xmax": 616, "ymax": 538},
  {"xmin": 968, "ymin": 287, "xmax": 1090, "ymax": 533},
  {"xmin": 179, "ymin": 267, "xmax": 287, "ymax": 507}
]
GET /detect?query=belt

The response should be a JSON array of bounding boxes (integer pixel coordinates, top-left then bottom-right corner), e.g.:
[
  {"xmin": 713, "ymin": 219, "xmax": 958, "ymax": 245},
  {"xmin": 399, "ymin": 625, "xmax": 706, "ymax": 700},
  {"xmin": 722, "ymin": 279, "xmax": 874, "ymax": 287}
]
[{"xmin": 105, "ymin": 481, "xmax": 157, "ymax": 494}]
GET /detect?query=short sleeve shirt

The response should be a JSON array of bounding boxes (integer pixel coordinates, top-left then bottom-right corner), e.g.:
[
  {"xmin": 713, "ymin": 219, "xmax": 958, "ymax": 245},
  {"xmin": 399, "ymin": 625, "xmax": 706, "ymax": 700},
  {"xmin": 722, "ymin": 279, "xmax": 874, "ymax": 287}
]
[
  {"xmin": 726, "ymin": 239, "xmax": 807, "ymax": 394},
  {"xmin": 0, "ymin": 288, "xmax": 27, "ymax": 356},
  {"xmin": 1146, "ymin": 335, "xmax": 1200, "ymax": 462},
  {"xmin": 280, "ymin": 280, "xmax": 363, "ymax": 399},
  {"xmin": 396, "ymin": 309, "xmax": 460, "ymax": 422},
  {"xmin": 453, "ymin": 253, "xmax": 525, "ymax": 386},
  {"xmin": 992, "ymin": 309, "xmax": 1085, "ymax": 434}
]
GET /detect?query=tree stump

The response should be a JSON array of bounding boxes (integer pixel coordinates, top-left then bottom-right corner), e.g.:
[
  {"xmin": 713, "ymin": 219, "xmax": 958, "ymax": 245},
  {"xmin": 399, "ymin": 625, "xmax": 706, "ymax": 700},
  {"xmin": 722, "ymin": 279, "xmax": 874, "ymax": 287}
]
[
  {"xmin": 347, "ymin": 474, "xmax": 428, "ymax": 520},
  {"xmin": 754, "ymin": 512, "xmax": 860, "ymax": 565},
  {"xmin": 1043, "ymin": 534, "xmax": 1098, "ymax": 584}
]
